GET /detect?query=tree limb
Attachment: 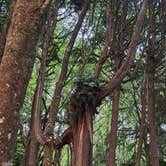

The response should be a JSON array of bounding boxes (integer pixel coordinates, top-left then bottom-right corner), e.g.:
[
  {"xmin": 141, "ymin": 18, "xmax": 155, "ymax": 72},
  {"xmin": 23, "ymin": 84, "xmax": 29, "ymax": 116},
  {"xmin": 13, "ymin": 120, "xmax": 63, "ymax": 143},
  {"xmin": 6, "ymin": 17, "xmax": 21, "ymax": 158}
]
[{"xmin": 96, "ymin": 0, "xmax": 148, "ymax": 103}]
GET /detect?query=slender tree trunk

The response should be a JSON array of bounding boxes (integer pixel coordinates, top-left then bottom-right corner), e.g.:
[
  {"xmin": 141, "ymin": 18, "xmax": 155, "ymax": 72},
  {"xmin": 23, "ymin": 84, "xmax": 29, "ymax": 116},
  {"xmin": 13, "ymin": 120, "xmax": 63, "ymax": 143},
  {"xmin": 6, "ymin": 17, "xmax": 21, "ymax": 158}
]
[
  {"xmin": 0, "ymin": 0, "xmax": 50, "ymax": 164},
  {"xmin": 106, "ymin": 1, "xmax": 128, "ymax": 164},
  {"xmin": 23, "ymin": 5, "xmax": 59, "ymax": 166},
  {"xmin": 54, "ymin": 150, "xmax": 61, "ymax": 166},
  {"xmin": 146, "ymin": 60, "xmax": 159, "ymax": 166},
  {"xmin": 146, "ymin": 1, "xmax": 159, "ymax": 165},
  {"xmin": 144, "ymin": 139, "xmax": 151, "ymax": 166},
  {"xmin": 23, "ymin": 95, "xmax": 39, "ymax": 166},
  {"xmin": 135, "ymin": 87, "xmax": 146, "ymax": 166},
  {"xmin": 107, "ymin": 88, "xmax": 120, "ymax": 166},
  {"xmin": 43, "ymin": 2, "xmax": 90, "ymax": 165}
]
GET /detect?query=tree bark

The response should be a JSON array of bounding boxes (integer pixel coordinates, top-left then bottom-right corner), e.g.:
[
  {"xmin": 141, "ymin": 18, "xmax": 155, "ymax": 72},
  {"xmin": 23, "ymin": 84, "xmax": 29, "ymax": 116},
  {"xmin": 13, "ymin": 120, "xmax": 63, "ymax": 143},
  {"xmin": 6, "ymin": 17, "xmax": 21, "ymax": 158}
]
[
  {"xmin": 23, "ymin": 95, "xmax": 39, "ymax": 166},
  {"xmin": 0, "ymin": 0, "xmax": 50, "ymax": 164},
  {"xmin": 146, "ymin": 1, "xmax": 159, "ymax": 165},
  {"xmin": 146, "ymin": 58, "xmax": 159, "ymax": 166},
  {"xmin": 135, "ymin": 87, "xmax": 146, "ymax": 166},
  {"xmin": 42, "ymin": 2, "xmax": 90, "ymax": 165},
  {"xmin": 96, "ymin": 0, "xmax": 148, "ymax": 103},
  {"xmin": 69, "ymin": 104, "xmax": 93, "ymax": 166},
  {"xmin": 23, "ymin": 5, "xmax": 59, "ymax": 165},
  {"xmin": 107, "ymin": 88, "xmax": 120, "ymax": 166},
  {"xmin": 107, "ymin": 1, "xmax": 127, "ymax": 164}
]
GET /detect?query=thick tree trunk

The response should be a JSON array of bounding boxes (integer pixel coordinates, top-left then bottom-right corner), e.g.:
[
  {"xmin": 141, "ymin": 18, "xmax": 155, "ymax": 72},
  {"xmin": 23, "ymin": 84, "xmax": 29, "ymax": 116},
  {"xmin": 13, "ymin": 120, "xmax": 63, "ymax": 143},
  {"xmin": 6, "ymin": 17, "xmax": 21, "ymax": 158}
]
[
  {"xmin": 0, "ymin": 0, "xmax": 50, "ymax": 164},
  {"xmin": 71, "ymin": 109, "xmax": 93, "ymax": 166},
  {"xmin": 107, "ymin": 88, "xmax": 120, "ymax": 166},
  {"xmin": 68, "ymin": 94, "xmax": 94, "ymax": 166}
]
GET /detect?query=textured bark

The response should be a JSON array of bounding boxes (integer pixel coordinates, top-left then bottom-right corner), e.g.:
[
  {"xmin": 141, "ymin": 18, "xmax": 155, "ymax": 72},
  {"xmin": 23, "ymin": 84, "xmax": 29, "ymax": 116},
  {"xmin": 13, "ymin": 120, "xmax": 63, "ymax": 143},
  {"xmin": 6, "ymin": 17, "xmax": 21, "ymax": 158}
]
[
  {"xmin": 23, "ymin": 6, "xmax": 59, "ymax": 166},
  {"xmin": 146, "ymin": 58, "xmax": 159, "ymax": 166},
  {"xmin": 135, "ymin": 88, "xmax": 146, "ymax": 166},
  {"xmin": 43, "ymin": 2, "xmax": 90, "ymax": 165},
  {"xmin": 107, "ymin": 2, "xmax": 127, "ymax": 164},
  {"xmin": 146, "ymin": 2, "xmax": 159, "ymax": 165},
  {"xmin": 53, "ymin": 127, "xmax": 72, "ymax": 149},
  {"xmin": 0, "ymin": 0, "xmax": 50, "ymax": 164},
  {"xmin": 107, "ymin": 88, "xmax": 120, "ymax": 166},
  {"xmin": 69, "ymin": 105, "xmax": 93, "ymax": 166},
  {"xmin": 0, "ymin": 0, "xmax": 16, "ymax": 63},
  {"xmin": 23, "ymin": 96, "xmax": 39, "ymax": 166}
]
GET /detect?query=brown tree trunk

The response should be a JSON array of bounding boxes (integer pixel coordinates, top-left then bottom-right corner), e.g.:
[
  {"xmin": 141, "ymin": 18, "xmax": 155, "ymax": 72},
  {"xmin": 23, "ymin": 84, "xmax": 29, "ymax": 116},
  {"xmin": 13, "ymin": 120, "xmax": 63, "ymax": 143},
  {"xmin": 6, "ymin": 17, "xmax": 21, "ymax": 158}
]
[
  {"xmin": 144, "ymin": 140, "xmax": 151, "ymax": 166},
  {"xmin": 107, "ymin": 1, "xmax": 128, "ymax": 164},
  {"xmin": 54, "ymin": 150, "xmax": 61, "ymax": 166},
  {"xmin": 146, "ymin": 1, "xmax": 159, "ymax": 165},
  {"xmin": 107, "ymin": 88, "xmax": 120, "ymax": 166},
  {"xmin": 96, "ymin": 0, "xmax": 148, "ymax": 102},
  {"xmin": 0, "ymin": 0, "xmax": 50, "ymax": 164},
  {"xmin": 23, "ymin": 96, "xmax": 39, "ymax": 166},
  {"xmin": 43, "ymin": 2, "xmax": 90, "ymax": 165},
  {"xmin": 23, "ymin": 5, "xmax": 59, "ymax": 166},
  {"xmin": 70, "ymin": 106, "xmax": 93, "ymax": 166},
  {"xmin": 146, "ymin": 59, "xmax": 159, "ymax": 166},
  {"xmin": 135, "ymin": 87, "xmax": 146, "ymax": 166}
]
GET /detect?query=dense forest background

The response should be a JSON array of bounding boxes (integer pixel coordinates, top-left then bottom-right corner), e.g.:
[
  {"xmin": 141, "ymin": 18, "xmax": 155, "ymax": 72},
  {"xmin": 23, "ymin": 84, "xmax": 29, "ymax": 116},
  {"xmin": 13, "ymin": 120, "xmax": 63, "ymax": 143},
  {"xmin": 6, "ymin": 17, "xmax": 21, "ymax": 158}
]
[{"xmin": 0, "ymin": 0, "xmax": 165, "ymax": 165}]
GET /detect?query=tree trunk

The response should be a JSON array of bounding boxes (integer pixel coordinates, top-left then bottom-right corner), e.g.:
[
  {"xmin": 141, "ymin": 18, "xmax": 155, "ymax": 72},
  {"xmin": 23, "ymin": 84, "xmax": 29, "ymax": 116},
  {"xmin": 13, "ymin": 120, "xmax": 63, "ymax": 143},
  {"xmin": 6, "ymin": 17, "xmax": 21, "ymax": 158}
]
[
  {"xmin": 23, "ymin": 85, "xmax": 40, "ymax": 166},
  {"xmin": 43, "ymin": 2, "xmax": 90, "ymax": 165},
  {"xmin": 144, "ymin": 140, "xmax": 151, "ymax": 166},
  {"xmin": 146, "ymin": 59, "xmax": 159, "ymax": 166},
  {"xmin": 54, "ymin": 150, "xmax": 61, "ymax": 166},
  {"xmin": 23, "ymin": 5, "xmax": 59, "ymax": 166},
  {"xmin": 69, "ymin": 94, "xmax": 94, "ymax": 166},
  {"xmin": 71, "ymin": 109, "xmax": 93, "ymax": 166},
  {"xmin": 146, "ymin": 1, "xmax": 159, "ymax": 165},
  {"xmin": 135, "ymin": 88, "xmax": 146, "ymax": 166},
  {"xmin": 107, "ymin": 88, "xmax": 120, "ymax": 166},
  {"xmin": 0, "ymin": 0, "xmax": 50, "ymax": 164}
]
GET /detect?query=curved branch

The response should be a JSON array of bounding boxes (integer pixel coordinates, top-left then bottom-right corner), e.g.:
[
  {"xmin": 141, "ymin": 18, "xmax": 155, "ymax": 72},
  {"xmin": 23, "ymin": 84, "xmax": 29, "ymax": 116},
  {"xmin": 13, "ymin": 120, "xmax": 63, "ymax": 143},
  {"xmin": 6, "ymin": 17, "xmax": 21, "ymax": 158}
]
[
  {"xmin": 42, "ymin": 2, "xmax": 90, "ymax": 163},
  {"xmin": 40, "ymin": 0, "xmax": 51, "ymax": 11},
  {"xmin": 96, "ymin": 0, "xmax": 148, "ymax": 103},
  {"xmin": 33, "ymin": 5, "xmax": 59, "ymax": 145},
  {"xmin": 43, "ymin": 0, "xmax": 90, "ymax": 139},
  {"xmin": 53, "ymin": 127, "xmax": 73, "ymax": 149}
]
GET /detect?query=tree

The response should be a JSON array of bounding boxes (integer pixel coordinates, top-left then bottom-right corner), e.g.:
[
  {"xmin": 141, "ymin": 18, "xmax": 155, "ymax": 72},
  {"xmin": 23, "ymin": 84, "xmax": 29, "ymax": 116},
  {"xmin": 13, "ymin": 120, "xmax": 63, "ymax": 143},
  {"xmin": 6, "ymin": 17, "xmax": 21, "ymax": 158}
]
[
  {"xmin": 0, "ymin": 0, "xmax": 165, "ymax": 165},
  {"xmin": 0, "ymin": 0, "xmax": 50, "ymax": 164}
]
